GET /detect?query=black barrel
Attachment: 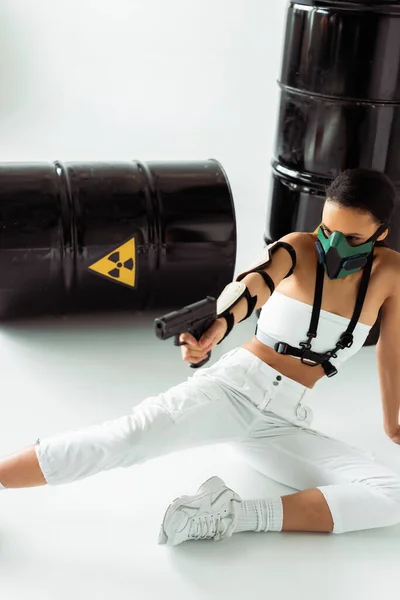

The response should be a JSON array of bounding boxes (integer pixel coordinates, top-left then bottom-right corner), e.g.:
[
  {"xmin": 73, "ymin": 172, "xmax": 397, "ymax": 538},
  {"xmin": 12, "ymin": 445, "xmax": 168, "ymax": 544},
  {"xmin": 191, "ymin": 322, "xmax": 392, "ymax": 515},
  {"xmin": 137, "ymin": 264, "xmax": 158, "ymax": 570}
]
[
  {"xmin": 266, "ymin": 0, "xmax": 400, "ymax": 246},
  {"xmin": 265, "ymin": 0, "xmax": 400, "ymax": 342},
  {"xmin": 0, "ymin": 160, "xmax": 236, "ymax": 319}
]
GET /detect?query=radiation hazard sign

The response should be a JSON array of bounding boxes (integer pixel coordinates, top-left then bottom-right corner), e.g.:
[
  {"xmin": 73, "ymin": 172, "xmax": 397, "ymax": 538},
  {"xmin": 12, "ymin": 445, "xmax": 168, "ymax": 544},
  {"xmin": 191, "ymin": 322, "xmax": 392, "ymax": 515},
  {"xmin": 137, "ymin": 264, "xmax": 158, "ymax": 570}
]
[{"xmin": 88, "ymin": 238, "xmax": 136, "ymax": 288}]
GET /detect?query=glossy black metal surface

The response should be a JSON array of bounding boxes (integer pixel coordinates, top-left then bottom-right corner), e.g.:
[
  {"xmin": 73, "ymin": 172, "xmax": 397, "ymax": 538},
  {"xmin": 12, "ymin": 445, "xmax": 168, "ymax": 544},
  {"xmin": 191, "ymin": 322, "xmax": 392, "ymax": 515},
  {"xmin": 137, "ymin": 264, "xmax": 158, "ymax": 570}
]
[
  {"xmin": 0, "ymin": 160, "xmax": 236, "ymax": 319},
  {"xmin": 265, "ymin": 1, "xmax": 400, "ymax": 343},
  {"xmin": 266, "ymin": 1, "xmax": 400, "ymax": 247},
  {"xmin": 282, "ymin": 1, "xmax": 400, "ymax": 102}
]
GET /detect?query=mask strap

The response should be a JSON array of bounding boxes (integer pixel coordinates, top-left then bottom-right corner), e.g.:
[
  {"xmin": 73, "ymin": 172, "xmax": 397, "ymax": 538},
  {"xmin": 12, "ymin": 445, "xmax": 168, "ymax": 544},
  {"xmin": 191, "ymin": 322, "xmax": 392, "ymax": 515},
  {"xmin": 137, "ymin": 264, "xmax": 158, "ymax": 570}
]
[{"xmin": 366, "ymin": 222, "xmax": 387, "ymax": 244}]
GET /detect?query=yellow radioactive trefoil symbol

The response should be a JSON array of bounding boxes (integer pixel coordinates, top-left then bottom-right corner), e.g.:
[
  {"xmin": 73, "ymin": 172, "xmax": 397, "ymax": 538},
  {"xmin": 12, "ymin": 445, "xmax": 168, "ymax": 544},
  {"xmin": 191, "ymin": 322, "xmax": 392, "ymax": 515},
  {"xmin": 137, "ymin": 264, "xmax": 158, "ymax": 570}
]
[{"xmin": 88, "ymin": 238, "xmax": 136, "ymax": 288}]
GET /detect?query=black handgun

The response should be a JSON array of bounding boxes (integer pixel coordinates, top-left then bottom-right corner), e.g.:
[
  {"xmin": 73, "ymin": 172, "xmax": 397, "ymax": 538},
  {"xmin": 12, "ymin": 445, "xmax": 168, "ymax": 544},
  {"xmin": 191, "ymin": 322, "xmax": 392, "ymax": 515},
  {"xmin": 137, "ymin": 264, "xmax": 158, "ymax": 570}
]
[{"xmin": 154, "ymin": 296, "xmax": 217, "ymax": 368}]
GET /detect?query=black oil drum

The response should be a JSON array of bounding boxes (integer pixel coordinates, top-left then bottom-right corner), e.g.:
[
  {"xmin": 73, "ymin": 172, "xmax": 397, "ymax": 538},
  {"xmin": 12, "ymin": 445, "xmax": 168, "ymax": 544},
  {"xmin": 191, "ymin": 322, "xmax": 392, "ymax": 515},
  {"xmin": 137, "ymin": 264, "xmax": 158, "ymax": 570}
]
[
  {"xmin": 265, "ymin": 0, "xmax": 400, "ymax": 343},
  {"xmin": 0, "ymin": 160, "xmax": 236, "ymax": 320}
]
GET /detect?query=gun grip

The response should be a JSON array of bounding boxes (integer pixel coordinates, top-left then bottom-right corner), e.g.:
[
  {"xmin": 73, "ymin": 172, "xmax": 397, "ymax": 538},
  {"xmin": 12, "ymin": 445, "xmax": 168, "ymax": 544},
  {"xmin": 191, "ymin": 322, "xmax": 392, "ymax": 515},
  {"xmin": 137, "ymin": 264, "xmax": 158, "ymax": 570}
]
[{"xmin": 189, "ymin": 350, "xmax": 211, "ymax": 369}]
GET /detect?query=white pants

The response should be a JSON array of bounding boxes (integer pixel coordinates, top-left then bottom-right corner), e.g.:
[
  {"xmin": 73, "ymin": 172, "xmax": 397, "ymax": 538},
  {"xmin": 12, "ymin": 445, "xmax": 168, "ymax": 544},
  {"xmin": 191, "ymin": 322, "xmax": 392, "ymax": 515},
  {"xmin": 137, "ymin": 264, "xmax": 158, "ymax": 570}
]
[{"xmin": 35, "ymin": 347, "xmax": 400, "ymax": 534}]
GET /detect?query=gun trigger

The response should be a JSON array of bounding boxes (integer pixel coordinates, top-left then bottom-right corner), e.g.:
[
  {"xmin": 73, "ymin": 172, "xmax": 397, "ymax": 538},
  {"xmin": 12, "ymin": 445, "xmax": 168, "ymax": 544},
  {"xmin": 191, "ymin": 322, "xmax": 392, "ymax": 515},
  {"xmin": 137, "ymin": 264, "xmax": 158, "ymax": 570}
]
[{"xmin": 174, "ymin": 335, "xmax": 186, "ymax": 347}]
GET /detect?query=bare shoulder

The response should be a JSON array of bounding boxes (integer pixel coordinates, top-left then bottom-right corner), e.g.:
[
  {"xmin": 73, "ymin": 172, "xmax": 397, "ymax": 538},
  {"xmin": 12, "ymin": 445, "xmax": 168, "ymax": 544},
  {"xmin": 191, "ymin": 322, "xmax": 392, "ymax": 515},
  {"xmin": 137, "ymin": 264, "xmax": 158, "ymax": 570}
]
[
  {"xmin": 270, "ymin": 231, "xmax": 314, "ymax": 253},
  {"xmin": 275, "ymin": 231, "xmax": 313, "ymax": 244},
  {"xmin": 266, "ymin": 232, "xmax": 320, "ymax": 274},
  {"xmin": 377, "ymin": 249, "xmax": 400, "ymax": 339},
  {"xmin": 374, "ymin": 246, "xmax": 400, "ymax": 295},
  {"xmin": 375, "ymin": 244, "xmax": 400, "ymax": 266}
]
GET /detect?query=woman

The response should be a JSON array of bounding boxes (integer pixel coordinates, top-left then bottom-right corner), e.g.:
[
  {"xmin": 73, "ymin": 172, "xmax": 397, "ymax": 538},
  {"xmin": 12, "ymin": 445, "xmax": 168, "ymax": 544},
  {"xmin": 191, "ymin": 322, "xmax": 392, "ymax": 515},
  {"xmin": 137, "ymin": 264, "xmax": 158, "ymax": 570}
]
[{"xmin": 1, "ymin": 168, "xmax": 399, "ymax": 546}]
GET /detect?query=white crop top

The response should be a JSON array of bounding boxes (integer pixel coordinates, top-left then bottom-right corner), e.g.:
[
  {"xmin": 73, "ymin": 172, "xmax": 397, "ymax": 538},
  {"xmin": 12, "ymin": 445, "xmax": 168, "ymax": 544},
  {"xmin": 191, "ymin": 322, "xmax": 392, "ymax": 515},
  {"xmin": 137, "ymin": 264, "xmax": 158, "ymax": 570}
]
[{"xmin": 256, "ymin": 291, "xmax": 372, "ymax": 370}]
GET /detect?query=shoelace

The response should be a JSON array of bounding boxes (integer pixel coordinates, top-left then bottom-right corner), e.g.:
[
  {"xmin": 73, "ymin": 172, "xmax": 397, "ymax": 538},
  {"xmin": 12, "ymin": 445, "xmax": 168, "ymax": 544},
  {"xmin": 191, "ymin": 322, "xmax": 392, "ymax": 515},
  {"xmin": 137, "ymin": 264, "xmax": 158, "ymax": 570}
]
[{"xmin": 188, "ymin": 514, "xmax": 230, "ymax": 541}]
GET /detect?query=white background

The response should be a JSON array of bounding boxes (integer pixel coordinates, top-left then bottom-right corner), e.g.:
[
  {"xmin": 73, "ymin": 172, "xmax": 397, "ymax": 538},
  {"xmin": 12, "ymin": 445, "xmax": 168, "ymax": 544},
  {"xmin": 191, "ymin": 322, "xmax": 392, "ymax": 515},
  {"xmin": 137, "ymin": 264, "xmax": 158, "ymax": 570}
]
[
  {"xmin": 1, "ymin": 2, "xmax": 400, "ymax": 600},
  {"xmin": 0, "ymin": 0, "xmax": 287, "ymax": 272}
]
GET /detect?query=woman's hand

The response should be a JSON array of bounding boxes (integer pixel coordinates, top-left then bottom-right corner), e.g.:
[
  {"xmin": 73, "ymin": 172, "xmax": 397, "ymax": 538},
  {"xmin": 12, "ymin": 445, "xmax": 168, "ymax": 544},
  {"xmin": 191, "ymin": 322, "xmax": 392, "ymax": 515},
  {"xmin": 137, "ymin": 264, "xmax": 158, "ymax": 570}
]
[{"xmin": 179, "ymin": 318, "xmax": 228, "ymax": 364}]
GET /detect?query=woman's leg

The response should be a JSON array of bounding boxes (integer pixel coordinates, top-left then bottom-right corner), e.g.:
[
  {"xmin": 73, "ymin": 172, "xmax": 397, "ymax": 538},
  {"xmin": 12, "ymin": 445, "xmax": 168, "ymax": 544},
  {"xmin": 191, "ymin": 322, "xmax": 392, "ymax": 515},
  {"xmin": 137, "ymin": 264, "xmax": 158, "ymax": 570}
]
[
  {"xmin": 234, "ymin": 417, "xmax": 400, "ymax": 534},
  {"xmin": 158, "ymin": 345, "xmax": 400, "ymax": 544},
  {"xmin": 0, "ymin": 349, "xmax": 256, "ymax": 490},
  {"xmin": 0, "ymin": 446, "xmax": 46, "ymax": 488},
  {"xmin": 159, "ymin": 420, "xmax": 400, "ymax": 545}
]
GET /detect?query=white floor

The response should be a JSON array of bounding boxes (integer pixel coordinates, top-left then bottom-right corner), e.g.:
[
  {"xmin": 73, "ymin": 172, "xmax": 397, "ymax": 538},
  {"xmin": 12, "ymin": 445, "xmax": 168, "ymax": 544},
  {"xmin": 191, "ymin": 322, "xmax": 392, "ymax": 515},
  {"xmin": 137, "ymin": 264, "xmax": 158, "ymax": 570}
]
[{"xmin": 1, "ymin": 311, "xmax": 400, "ymax": 600}]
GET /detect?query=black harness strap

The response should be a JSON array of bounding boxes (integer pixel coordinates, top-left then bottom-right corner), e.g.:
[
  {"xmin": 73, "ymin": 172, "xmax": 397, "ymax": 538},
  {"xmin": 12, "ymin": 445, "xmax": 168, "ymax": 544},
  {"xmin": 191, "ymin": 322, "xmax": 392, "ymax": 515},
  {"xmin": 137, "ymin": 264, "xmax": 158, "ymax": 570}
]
[
  {"xmin": 240, "ymin": 288, "xmax": 259, "ymax": 321},
  {"xmin": 344, "ymin": 251, "xmax": 373, "ymax": 335},
  {"xmin": 218, "ymin": 284, "xmax": 261, "ymax": 345},
  {"xmin": 276, "ymin": 242, "xmax": 297, "ymax": 278},
  {"xmin": 274, "ymin": 252, "xmax": 374, "ymax": 378},
  {"xmin": 235, "ymin": 241, "xmax": 297, "ymax": 324},
  {"xmin": 236, "ymin": 241, "xmax": 297, "ymax": 286},
  {"xmin": 237, "ymin": 269, "xmax": 275, "ymax": 296},
  {"xmin": 220, "ymin": 241, "xmax": 298, "ymax": 346},
  {"xmin": 305, "ymin": 257, "xmax": 325, "ymax": 344}
]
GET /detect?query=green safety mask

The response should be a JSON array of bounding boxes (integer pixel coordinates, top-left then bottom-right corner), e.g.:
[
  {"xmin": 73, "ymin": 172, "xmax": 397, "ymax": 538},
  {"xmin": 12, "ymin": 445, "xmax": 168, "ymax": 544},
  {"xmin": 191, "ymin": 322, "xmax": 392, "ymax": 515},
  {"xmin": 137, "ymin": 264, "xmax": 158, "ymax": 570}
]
[{"xmin": 315, "ymin": 223, "xmax": 387, "ymax": 280}]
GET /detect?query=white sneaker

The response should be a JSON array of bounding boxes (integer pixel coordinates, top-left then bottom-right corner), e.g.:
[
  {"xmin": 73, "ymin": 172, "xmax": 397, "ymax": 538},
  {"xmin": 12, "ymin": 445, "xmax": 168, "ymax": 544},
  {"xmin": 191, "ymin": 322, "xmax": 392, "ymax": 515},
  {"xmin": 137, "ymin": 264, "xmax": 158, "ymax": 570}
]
[{"xmin": 158, "ymin": 476, "xmax": 242, "ymax": 546}]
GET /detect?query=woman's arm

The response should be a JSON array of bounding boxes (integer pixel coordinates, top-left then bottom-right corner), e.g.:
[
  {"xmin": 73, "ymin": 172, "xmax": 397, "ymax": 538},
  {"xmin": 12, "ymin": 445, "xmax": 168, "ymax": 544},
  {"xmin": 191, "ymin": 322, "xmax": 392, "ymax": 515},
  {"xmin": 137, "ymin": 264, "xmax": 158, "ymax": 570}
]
[
  {"xmin": 221, "ymin": 232, "xmax": 303, "ymax": 326},
  {"xmin": 180, "ymin": 233, "xmax": 304, "ymax": 363},
  {"xmin": 376, "ymin": 271, "xmax": 400, "ymax": 440}
]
